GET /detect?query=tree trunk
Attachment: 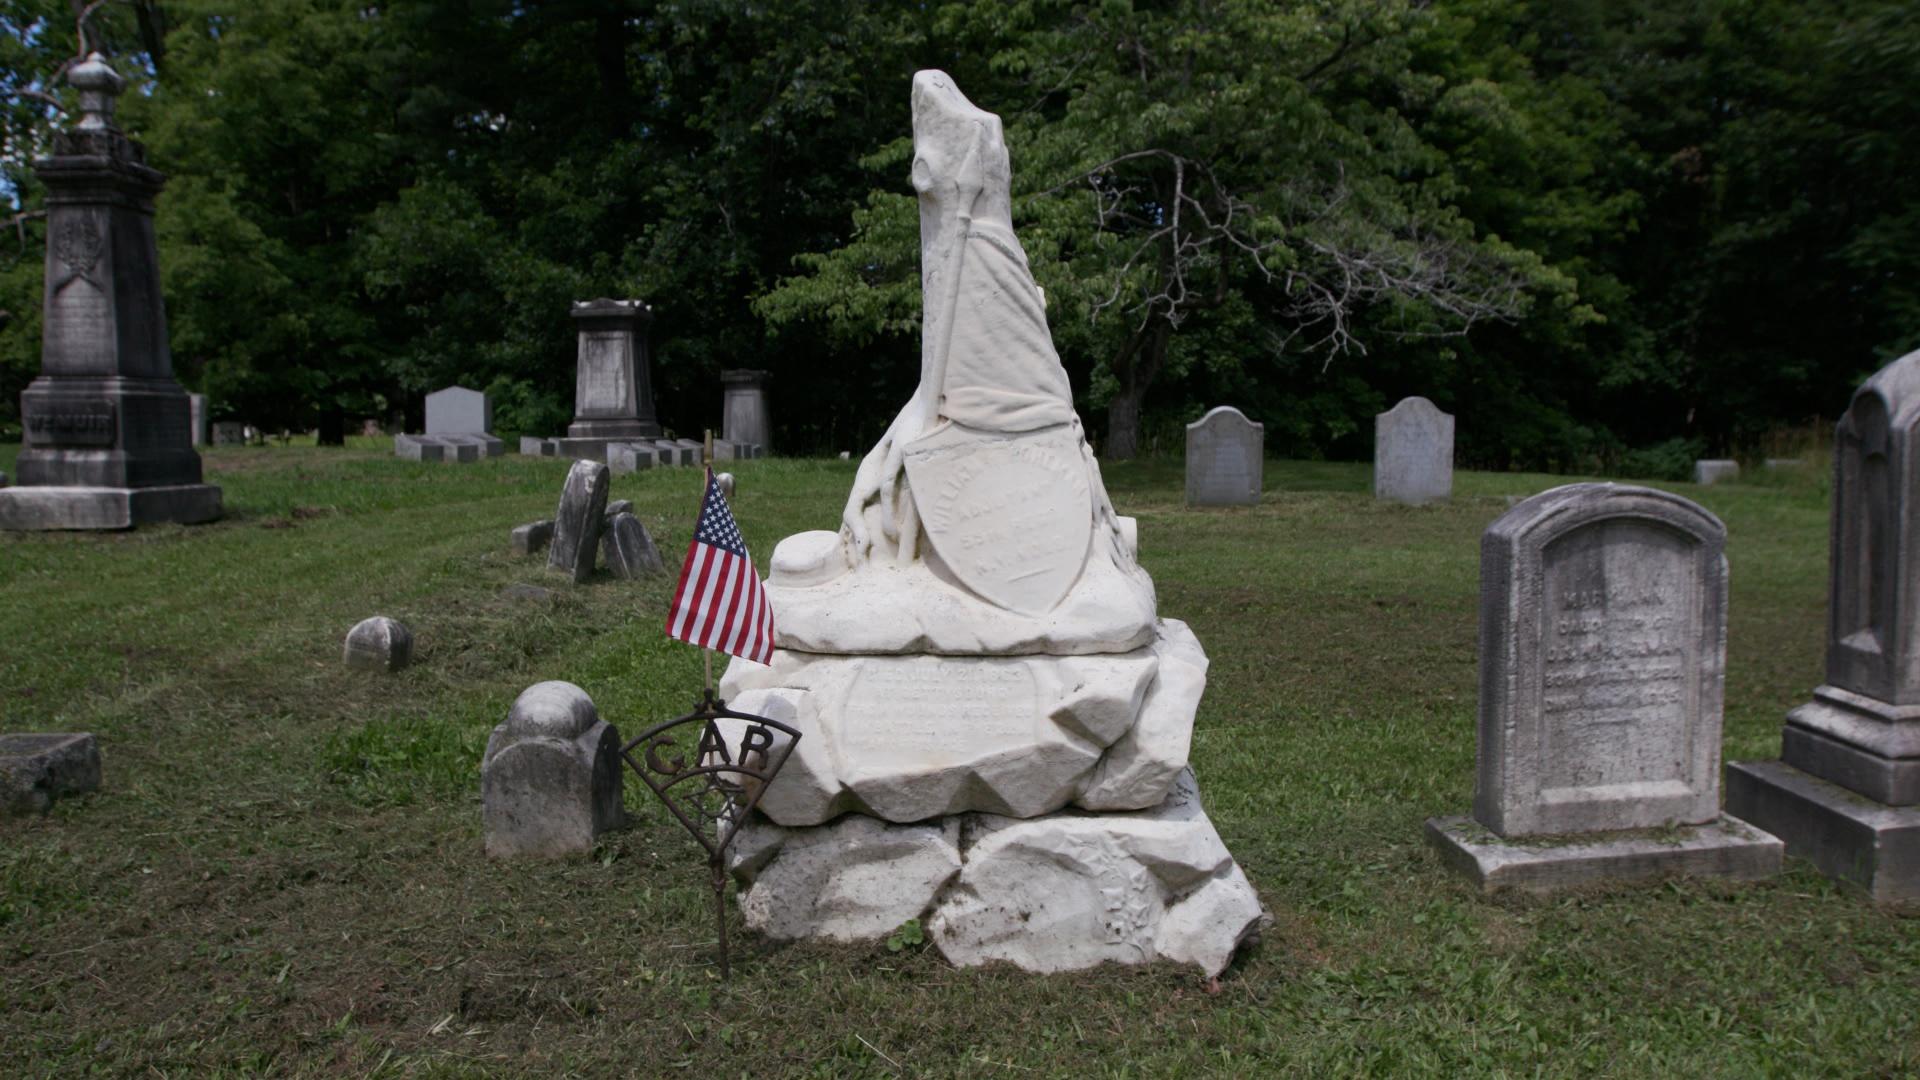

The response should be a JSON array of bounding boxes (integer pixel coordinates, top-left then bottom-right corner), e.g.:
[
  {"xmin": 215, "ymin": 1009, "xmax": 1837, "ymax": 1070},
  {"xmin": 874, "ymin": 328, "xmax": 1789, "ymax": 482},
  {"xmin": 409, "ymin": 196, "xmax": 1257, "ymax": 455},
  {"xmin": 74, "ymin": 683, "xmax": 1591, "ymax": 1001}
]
[
  {"xmin": 317, "ymin": 406, "xmax": 345, "ymax": 447},
  {"xmin": 1101, "ymin": 318, "xmax": 1170, "ymax": 461}
]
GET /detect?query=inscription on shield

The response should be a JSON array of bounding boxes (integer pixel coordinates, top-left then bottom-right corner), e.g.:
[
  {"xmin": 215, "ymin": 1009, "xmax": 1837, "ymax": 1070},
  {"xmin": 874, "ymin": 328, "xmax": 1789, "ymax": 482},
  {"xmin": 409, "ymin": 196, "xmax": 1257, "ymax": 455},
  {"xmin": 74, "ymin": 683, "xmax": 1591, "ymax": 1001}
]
[{"xmin": 903, "ymin": 423, "xmax": 1093, "ymax": 614}]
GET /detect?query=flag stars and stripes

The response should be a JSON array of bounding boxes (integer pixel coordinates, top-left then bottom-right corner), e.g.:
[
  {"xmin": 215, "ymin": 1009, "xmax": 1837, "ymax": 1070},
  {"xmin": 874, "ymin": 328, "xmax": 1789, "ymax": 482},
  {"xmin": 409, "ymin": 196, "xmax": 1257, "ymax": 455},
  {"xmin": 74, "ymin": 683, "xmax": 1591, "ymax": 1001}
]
[{"xmin": 666, "ymin": 470, "xmax": 775, "ymax": 665}]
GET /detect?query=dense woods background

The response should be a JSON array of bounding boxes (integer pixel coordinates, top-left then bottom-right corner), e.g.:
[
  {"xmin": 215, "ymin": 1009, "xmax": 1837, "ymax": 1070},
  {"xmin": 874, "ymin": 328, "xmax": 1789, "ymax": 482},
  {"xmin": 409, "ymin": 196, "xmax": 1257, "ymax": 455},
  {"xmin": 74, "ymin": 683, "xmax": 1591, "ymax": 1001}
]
[{"xmin": 2, "ymin": 0, "xmax": 1915, "ymax": 469}]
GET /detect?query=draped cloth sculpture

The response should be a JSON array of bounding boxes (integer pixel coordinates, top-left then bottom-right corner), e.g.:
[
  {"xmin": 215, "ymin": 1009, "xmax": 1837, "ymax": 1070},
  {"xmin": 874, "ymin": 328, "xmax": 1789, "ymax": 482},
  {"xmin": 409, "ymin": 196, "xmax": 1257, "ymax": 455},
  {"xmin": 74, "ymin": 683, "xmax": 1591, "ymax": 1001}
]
[{"xmin": 719, "ymin": 72, "xmax": 1263, "ymax": 976}]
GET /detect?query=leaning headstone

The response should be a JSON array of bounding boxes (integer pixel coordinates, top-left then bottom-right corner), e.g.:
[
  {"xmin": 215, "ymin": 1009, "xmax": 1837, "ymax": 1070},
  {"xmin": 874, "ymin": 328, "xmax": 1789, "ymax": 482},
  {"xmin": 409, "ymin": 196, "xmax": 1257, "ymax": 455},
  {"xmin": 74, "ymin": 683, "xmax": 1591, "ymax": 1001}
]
[
  {"xmin": 1184, "ymin": 406, "xmax": 1263, "ymax": 506},
  {"xmin": 0, "ymin": 54, "xmax": 221, "ymax": 531},
  {"xmin": 481, "ymin": 681, "xmax": 624, "ymax": 858},
  {"xmin": 1693, "ymin": 459, "xmax": 1739, "ymax": 485},
  {"xmin": 721, "ymin": 369, "xmax": 772, "ymax": 453},
  {"xmin": 189, "ymin": 394, "xmax": 207, "ymax": 447},
  {"xmin": 510, "ymin": 520, "xmax": 554, "ymax": 557},
  {"xmin": 603, "ymin": 499, "xmax": 633, "ymax": 520},
  {"xmin": 1373, "ymin": 396, "xmax": 1455, "ymax": 505},
  {"xmin": 343, "ymin": 616, "xmax": 414, "ymax": 673},
  {"xmin": 1729, "ymin": 348, "xmax": 1920, "ymax": 901},
  {"xmin": 1427, "ymin": 483, "xmax": 1781, "ymax": 891},
  {"xmin": 0, "ymin": 733, "xmax": 101, "ymax": 817},
  {"xmin": 547, "ymin": 460, "xmax": 610, "ymax": 583},
  {"xmin": 601, "ymin": 512, "xmax": 664, "ymax": 579}
]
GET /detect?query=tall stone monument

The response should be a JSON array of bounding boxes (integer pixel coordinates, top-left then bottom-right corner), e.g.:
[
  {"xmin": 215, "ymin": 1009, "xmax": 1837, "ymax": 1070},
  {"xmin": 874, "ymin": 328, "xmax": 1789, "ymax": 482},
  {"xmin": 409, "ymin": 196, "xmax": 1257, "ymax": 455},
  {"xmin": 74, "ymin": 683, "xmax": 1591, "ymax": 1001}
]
[
  {"xmin": 721, "ymin": 369, "xmax": 771, "ymax": 453},
  {"xmin": 1428, "ymin": 483, "xmax": 1781, "ymax": 891},
  {"xmin": 1374, "ymin": 396, "xmax": 1454, "ymax": 505},
  {"xmin": 523, "ymin": 299, "xmax": 662, "ymax": 458},
  {"xmin": 0, "ymin": 54, "xmax": 220, "ymax": 530},
  {"xmin": 718, "ymin": 72, "xmax": 1263, "ymax": 976},
  {"xmin": 1729, "ymin": 349, "xmax": 1920, "ymax": 901}
]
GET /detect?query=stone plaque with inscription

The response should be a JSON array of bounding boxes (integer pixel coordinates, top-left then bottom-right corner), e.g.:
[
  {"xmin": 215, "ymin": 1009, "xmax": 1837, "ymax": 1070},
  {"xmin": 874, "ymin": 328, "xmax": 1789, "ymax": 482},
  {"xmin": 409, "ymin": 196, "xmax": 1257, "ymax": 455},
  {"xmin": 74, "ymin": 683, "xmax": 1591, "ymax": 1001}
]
[
  {"xmin": 904, "ymin": 424, "xmax": 1093, "ymax": 615},
  {"xmin": 1477, "ymin": 483, "xmax": 1725, "ymax": 835},
  {"xmin": 1185, "ymin": 406, "xmax": 1263, "ymax": 507},
  {"xmin": 1426, "ymin": 482, "xmax": 1782, "ymax": 892}
]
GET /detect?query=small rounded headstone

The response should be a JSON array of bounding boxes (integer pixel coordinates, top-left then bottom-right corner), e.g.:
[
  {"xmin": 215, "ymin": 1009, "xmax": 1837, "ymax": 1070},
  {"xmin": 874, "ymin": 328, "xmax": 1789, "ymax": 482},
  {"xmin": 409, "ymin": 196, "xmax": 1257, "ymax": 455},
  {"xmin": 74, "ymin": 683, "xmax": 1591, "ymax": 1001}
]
[
  {"xmin": 716, "ymin": 472, "xmax": 735, "ymax": 499},
  {"xmin": 505, "ymin": 681, "xmax": 598, "ymax": 739},
  {"xmin": 343, "ymin": 616, "xmax": 413, "ymax": 673}
]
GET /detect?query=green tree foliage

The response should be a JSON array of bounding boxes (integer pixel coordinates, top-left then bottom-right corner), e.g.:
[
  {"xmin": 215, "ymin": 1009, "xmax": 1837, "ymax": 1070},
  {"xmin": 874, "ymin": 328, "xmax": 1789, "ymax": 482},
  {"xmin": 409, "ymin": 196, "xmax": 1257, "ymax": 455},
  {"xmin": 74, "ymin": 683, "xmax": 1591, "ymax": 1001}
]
[{"xmin": 0, "ymin": 0, "xmax": 1915, "ymax": 463}]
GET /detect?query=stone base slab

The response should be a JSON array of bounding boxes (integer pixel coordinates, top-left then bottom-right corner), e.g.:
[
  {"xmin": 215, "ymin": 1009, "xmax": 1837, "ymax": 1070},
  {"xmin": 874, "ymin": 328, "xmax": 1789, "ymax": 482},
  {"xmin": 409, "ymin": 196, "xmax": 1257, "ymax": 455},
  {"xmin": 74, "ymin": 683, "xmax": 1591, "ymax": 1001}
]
[
  {"xmin": 1425, "ymin": 814, "xmax": 1782, "ymax": 894},
  {"xmin": 0, "ymin": 483, "xmax": 222, "ymax": 530},
  {"xmin": 0, "ymin": 733, "xmax": 101, "ymax": 816},
  {"xmin": 1783, "ymin": 723, "xmax": 1920, "ymax": 805},
  {"xmin": 1727, "ymin": 759, "xmax": 1920, "ymax": 903},
  {"xmin": 729, "ymin": 769, "xmax": 1264, "ymax": 977}
]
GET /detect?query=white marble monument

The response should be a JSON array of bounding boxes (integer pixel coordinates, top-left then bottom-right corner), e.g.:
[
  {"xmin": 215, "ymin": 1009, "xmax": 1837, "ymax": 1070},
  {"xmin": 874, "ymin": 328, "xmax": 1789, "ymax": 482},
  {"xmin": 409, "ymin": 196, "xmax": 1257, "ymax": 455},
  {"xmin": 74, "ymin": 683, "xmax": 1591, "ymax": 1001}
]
[{"xmin": 718, "ymin": 71, "xmax": 1263, "ymax": 976}]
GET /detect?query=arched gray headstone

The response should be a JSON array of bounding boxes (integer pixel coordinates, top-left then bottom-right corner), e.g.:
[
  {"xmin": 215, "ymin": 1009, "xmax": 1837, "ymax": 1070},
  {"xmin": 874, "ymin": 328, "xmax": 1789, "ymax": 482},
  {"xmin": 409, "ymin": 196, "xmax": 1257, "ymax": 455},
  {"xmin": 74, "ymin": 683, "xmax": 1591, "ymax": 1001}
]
[
  {"xmin": 1184, "ymin": 406, "xmax": 1263, "ymax": 506},
  {"xmin": 1373, "ymin": 397, "xmax": 1454, "ymax": 504}
]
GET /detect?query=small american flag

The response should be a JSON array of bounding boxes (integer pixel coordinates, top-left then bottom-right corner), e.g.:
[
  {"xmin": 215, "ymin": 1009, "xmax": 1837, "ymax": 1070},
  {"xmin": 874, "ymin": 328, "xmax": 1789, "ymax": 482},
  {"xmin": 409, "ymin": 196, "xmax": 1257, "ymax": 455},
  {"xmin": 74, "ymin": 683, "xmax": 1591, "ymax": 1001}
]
[{"xmin": 666, "ymin": 468, "xmax": 775, "ymax": 664}]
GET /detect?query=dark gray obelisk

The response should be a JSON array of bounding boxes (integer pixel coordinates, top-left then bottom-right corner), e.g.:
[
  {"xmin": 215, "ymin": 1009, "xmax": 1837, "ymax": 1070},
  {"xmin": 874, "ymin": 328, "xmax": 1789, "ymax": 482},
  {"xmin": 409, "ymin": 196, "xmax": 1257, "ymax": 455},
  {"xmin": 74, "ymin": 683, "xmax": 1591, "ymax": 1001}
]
[{"xmin": 0, "ymin": 53, "xmax": 221, "ymax": 530}]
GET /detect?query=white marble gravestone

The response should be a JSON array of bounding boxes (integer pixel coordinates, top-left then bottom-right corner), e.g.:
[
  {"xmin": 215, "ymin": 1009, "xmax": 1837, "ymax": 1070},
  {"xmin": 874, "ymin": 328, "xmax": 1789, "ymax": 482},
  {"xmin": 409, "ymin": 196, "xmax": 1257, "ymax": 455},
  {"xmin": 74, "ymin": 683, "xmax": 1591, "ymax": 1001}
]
[
  {"xmin": 425, "ymin": 386, "xmax": 490, "ymax": 435},
  {"xmin": 1729, "ymin": 348, "xmax": 1920, "ymax": 901},
  {"xmin": 1428, "ymin": 483, "xmax": 1781, "ymax": 891},
  {"xmin": 717, "ymin": 71, "xmax": 1262, "ymax": 976},
  {"xmin": 1185, "ymin": 406, "xmax": 1263, "ymax": 506},
  {"xmin": 1374, "ymin": 396, "xmax": 1454, "ymax": 505}
]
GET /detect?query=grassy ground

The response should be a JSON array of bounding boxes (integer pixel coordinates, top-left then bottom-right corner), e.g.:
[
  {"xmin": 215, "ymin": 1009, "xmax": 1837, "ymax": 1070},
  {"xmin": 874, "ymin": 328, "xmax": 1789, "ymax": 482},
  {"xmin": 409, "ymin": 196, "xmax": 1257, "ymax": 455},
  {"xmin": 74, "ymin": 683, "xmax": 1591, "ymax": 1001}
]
[{"xmin": 1, "ymin": 441, "xmax": 1911, "ymax": 1076}]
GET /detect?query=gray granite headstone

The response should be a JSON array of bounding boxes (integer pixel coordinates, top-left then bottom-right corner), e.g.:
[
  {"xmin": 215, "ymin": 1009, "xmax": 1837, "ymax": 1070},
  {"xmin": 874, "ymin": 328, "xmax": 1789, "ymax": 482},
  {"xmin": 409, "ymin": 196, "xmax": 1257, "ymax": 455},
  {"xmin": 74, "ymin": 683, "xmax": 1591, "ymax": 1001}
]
[
  {"xmin": 1427, "ymin": 483, "xmax": 1781, "ymax": 891},
  {"xmin": 1184, "ymin": 406, "xmax": 1263, "ymax": 506},
  {"xmin": 189, "ymin": 394, "xmax": 207, "ymax": 447},
  {"xmin": 568, "ymin": 299, "xmax": 661, "ymax": 441},
  {"xmin": 0, "ymin": 54, "xmax": 221, "ymax": 531},
  {"xmin": 425, "ymin": 386, "xmax": 491, "ymax": 435},
  {"xmin": 212, "ymin": 422, "xmax": 245, "ymax": 446},
  {"xmin": 344, "ymin": 616, "xmax": 413, "ymax": 673},
  {"xmin": 1729, "ymin": 348, "xmax": 1920, "ymax": 901},
  {"xmin": 481, "ymin": 681, "xmax": 624, "ymax": 858},
  {"xmin": 721, "ymin": 369, "xmax": 771, "ymax": 453},
  {"xmin": 511, "ymin": 520, "xmax": 554, "ymax": 557},
  {"xmin": 0, "ymin": 733, "xmax": 101, "ymax": 816},
  {"xmin": 607, "ymin": 442, "xmax": 655, "ymax": 475},
  {"xmin": 548, "ymin": 459, "xmax": 610, "ymax": 583},
  {"xmin": 602, "ymin": 512, "xmax": 664, "ymax": 579},
  {"xmin": 1373, "ymin": 397, "xmax": 1454, "ymax": 505},
  {"xmin": 1693, "ymin": 459, "xmax": 1739, "ymax": 485}
]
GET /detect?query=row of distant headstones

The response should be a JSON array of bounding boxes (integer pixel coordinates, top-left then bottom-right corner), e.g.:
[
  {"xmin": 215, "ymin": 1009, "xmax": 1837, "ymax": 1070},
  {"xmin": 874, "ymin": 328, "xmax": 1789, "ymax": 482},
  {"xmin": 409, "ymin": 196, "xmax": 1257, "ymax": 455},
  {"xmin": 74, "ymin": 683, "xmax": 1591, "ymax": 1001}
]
[{"xmin": 1183, "ymin": 398, "xmax": 1803, "ymax": 506}]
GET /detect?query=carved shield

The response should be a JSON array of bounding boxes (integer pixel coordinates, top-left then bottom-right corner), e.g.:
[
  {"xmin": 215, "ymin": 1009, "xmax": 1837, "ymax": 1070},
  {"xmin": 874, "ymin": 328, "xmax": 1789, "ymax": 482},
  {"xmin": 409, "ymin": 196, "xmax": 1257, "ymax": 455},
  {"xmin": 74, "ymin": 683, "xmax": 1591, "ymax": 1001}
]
[{"xmin": 903, "ymin": 422, "xmax": 1093, "ymax": 615}]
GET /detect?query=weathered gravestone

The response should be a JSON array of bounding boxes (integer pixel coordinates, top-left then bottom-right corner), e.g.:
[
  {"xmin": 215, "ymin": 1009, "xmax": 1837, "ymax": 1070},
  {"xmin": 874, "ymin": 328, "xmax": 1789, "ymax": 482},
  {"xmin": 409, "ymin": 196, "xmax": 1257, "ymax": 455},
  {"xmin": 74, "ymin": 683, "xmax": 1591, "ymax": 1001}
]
[
  {"xmin": 602, "ymin": 512, "xmax": 664, "ymax": 579},
  {"xmin": 343, "ymin": 616, "xmax": 413, "ymax": 673},
  {"xmin": 211, "ymin": 421, "xmax": 244, "ymax": 446},
  {"xmin": 1184, "ymin": 406, "xmax": 1263, "ymax": 507},
  {"xmin": 721, "ymin": 369, "xmax": 772, "ymax": 453},
  {"xmin": 547, "ymin": 459, "xmax": 610, "ymax": 583},
  {"xmin": 189, "ymin": 393, "xmax": 207, "ymax": 447},
  {"xmin": 520, "ymin": 300, "xmax": 663, "ymax": 459},
  {"xmin": 0, "ymin": 733, "xmax": 101, "ymax": 816},
  {"xmin": 1694, "ymin": 459, "xmax": 1740, "ymax": 485},
  {"xmin": 1427, "ymin": 483, "xmax": 1782, "ymax": 891},
  {"xmin": 0, "ymin": 54, "xmax": 222, "ymax": 531},
  {"xmin": 1374, "ymin": 396, "xmax": 1455, "ymax": 505},
  {"xmin": 716, "ymin": 71, "xmax": 1263, "ymax": 977},
  {"xmin": 481, "ymin": 681, "xmax": 624, "ymax": 858},
  {"xmin": 510, "ymin": 519, "xmax": 554, "ymax": 557},
  {"xmin": 1729, "ymin": 348, "xmax": 1920, "ymax": 901}
]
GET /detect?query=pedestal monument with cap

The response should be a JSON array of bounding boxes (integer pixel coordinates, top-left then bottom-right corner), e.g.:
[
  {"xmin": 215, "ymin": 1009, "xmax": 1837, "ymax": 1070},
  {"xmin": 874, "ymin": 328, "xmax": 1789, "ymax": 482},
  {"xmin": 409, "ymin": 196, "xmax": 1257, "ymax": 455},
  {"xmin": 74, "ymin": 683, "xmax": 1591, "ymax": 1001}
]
[{"xmin": 0, "ymin": 54, "xmax": 220, "ymax": 530}]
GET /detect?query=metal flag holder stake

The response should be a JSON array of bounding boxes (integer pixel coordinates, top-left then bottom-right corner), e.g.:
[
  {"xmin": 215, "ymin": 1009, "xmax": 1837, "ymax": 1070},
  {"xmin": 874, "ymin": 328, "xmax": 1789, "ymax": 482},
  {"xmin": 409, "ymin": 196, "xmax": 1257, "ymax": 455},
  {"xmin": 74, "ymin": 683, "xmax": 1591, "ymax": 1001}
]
[{"xmin": 620, "ymin": 680, "xmax": 800, "ymax": 979}]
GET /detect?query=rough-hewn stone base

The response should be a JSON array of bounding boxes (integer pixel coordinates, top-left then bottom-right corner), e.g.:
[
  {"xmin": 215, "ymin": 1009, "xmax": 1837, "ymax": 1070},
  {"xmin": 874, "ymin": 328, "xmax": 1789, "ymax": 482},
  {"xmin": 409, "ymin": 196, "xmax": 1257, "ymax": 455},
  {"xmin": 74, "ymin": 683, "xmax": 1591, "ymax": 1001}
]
[
  {"xmin": 728, "ymin": 770, "xmax": 1264, "ymax": 977},
  {"xmin": 0, "ymin": 484, "xmax": 222, "ymax": 530},
  {"xmin": 1425, "ymin": 814, "xmax": 1782, "ymax": 894},
  {"xmin": 0, "ymin": 733, "xmax": 101, "ymax": 816},
  {"xmin": 1727, "ymin": 759, "xmax": 1920, "ymax": 903}
]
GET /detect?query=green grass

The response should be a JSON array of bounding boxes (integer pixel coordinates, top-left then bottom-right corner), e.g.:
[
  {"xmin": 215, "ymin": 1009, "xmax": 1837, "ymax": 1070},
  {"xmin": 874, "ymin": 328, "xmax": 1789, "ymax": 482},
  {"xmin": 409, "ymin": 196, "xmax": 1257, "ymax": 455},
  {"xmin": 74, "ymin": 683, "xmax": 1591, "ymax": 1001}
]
[{"xmin": 0, "ymin": 440, "xmax": 1911, "ymax": 1076}]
